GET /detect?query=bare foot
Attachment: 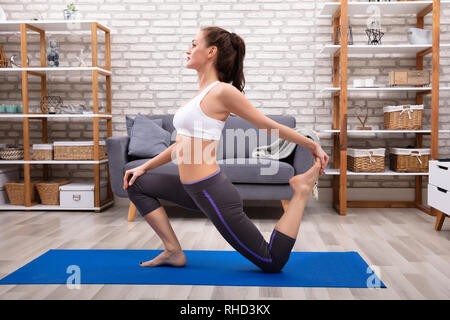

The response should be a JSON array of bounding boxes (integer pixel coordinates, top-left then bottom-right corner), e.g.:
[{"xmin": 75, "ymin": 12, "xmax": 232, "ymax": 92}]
[
  {"xmin": 139, "ymin": 250, "xmax": 186, "ymax": 268},
  {"xmin": 289, "ymin": 158, "xmax": 321, "ymax": 196}
]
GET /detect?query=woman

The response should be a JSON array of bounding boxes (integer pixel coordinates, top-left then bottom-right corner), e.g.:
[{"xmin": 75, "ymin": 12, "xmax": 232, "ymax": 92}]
[{"xmin": 123, "ymin": 26, "xmax": 329, "ymax": 273}]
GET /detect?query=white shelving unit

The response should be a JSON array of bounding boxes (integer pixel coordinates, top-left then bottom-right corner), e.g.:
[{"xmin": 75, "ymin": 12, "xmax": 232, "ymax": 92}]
[
  {"xmin": 0, "ymin": 160, "xmax": 109, "ymax": 164},
  {"xmin": 0, "ymin": 20, "xmax": 113, "ymax": 212},
  {"xmin": 324, "ymin": 168, "xmax": 430, "ymax": 176},
  {"xmin": 318, "ymin": 0, "xmax": 446, "ymax": 215},
  {"xmin": 0, "ymin": 67, "xmax": 111, "ymax": 74},
  {"xmin": 322, "ymin": 130, "xmax": 433, "ymax": 133},
  {"xmin": 319, "ymin": 44, "xmax": 433, "ymax": 55},
  {"xmin": 0, "ymin": 114, "xmax": 112, "ymax": 118},
  {"xmin": 0, "ymin": 203, "xmax": 112, "ymax": 211},
  {"xmin": 319, "ymin": 1, "xmax": 450, "ymax": 17},
  {"xmin": 0, "ymin": 20, "xmax": 107, "ymax": 32},
  {"xmin": 320, "ymin": 87, "xmax": 433, "ymax": 93}
]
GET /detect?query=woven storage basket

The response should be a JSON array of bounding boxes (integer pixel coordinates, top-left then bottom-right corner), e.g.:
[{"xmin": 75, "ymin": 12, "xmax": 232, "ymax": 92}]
[
  {"xmin": 0, "ymin": 147, "xmax": 24, "ymax": 160},
  {"xmin": 36, "ymin": 180, "xmax": 71, "ymax": 205},
  {"xmin": 347, "ymin": 148, "xmax": 386, "ymax": 172},
  {"xmin": 53, "ymin": 141, "xmax": 107, "ymax": 160},
  {"xmin": 5, "ymin": 181, "xmax": 38, "ymax": 205},
  {"xmin": 383, "ymin": 104, "xmax": 423, "ymax": 130},
  {"xmin": 390, "ymin": 148, "xmax": 430, "ymax": 172},
  {"xmin": 32, "ymin": 144, "xmax": 53, "ymax": 161}
]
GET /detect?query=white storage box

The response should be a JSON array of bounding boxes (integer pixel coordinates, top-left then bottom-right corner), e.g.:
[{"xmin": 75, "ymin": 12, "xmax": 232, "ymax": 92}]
[
  {"xmin": 59, "ymin": 181, "xmax": 108, "ymax": 208},
  {"xmin": 0, "ymin": 165, "xmax": 20, "ymax": 189},
  {"xmin": 427, "ymin": 184, "xmax": 450, "ymax": 216},
  {"xmin": 429, "ymin": 160, "xmax": 450, "ymax": 191}
]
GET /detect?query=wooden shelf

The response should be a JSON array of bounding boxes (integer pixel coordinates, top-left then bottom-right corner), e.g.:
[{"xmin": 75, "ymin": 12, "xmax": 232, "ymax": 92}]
[
  {"xmin": 0, "ymin": 20, "xmax": 113, "ymax": 212},
  {"xmin": 0, "ymin": 67, "xmax": 111, "ymax": 75},
  {"xmin": 322, "ymin": 130, "xmax": 450, "ymax": 133},
  {"xmin": 0, "ymin": 20, "xmax": 110, "ymax": 33},
  {"xmin": 319, "ymin": 1, "xmax": 450, "ymax": 17},
  {"xmin": 320, "ymin": 86, "xmax": 432, "ymax": 93},
  {"xmin": 321, "ymin": 130, "xmax": 433, "ymax": 134},
  {"xmin": 320, "ymin": 44, "xmax": 433, "ymax": 55},
  {"xmin": 0, "ymin": 160, "xmax": 109, "ymax": 165},
  {"xmin": 0, "ymin": 114, "xmax": 112, "ymax": 118},
  {"xmin": 0, "ymin": 200, "xmax": 114, "ymax": 211},
  {"xmin": 325, "ymin": 169, "xmax": 429, "ymax": 176},
  {"xmin": 325, "ymin": 1, "xmax": 443, "ymax": 216}
]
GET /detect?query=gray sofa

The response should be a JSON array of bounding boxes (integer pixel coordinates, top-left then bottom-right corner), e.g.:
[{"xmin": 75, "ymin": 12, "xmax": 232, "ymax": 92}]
[{"xmin": 106, "ymin": 114, "xmax": 314, "ymax": 220}]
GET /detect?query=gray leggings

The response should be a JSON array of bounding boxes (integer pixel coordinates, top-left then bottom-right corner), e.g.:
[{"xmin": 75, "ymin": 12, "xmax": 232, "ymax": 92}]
[{"xmin": 127, "ymin": 167, "xmax": 296, "ymax": 273}]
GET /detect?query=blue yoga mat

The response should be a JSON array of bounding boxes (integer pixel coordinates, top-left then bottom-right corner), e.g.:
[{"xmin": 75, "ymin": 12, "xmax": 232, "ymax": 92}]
[{"xmin": 0, "ymin": 249, "xmax": 386, "ymax": 288}]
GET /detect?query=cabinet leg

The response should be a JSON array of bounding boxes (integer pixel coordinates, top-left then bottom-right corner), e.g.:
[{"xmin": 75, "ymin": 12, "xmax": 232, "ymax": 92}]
[
  {"xmin": 281, "ymin": 200, "xmax": 290, "ymax": 211},
  {"xmin": 435, "ymin": 211, "xmax": 446, "ymax": 231},
  {"xmin": 128, "ymin": 202, "xmax": 137, "ymax": 222}
]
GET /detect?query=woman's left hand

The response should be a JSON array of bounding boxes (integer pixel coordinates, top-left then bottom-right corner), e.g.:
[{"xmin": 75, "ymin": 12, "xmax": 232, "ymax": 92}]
[{"xmin": 311, "ymin": 143, "xmax": 329, "ymax": 176}]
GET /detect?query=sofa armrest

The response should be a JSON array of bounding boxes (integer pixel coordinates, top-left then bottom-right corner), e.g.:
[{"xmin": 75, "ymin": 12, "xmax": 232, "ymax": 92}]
[
  {"xmin": 292, "ymin": 144, "xmax": 314, "ymax": 175},
  {"xmin": 106, "ymin": 136, "xmax": 130, "ymax": 198}
]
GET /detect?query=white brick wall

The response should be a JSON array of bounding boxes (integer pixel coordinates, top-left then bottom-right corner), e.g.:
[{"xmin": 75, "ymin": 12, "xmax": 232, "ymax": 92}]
[{"xmin": 0, "ymin": 0, "xmax": 449, "ymax": 188}]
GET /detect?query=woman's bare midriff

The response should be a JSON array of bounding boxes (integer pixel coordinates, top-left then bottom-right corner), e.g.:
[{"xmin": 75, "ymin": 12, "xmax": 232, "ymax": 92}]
[{"xmin": 175, "ymin": 134, "xmax": 221, "ymax": 183}]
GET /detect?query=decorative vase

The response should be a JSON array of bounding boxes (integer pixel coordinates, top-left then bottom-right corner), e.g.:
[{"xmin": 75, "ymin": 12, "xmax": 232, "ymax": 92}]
[
  {"xmin": 63, "ymin": 9, "xmax": 76, "ymax": 20},
  {"xmin": 46, "ymin": 40, "xmax": 59, "ymax": 67},
  {"xmin": 407, "ymin": 28, "xmax": 432, "ymax": 45}
]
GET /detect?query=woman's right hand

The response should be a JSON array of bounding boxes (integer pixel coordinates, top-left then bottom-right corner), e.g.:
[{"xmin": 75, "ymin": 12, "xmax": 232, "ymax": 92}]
[{"xmin": 123, "ymin": 165, "xmax": 146, "ymax": 190}]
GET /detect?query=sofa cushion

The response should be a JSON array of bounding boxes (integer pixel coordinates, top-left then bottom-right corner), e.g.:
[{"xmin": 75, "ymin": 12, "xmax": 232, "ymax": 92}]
[
  {"xmin": 128, "ymin": 114, "xmax": 171, "ymax": 158},
  {"xmin": 125, "ymin": 157, "xmax": 294, "ymax": 184},
  {"xmin": 217, "ymin": 158, "xmax": 294, "ymax": 184},
  {"xmin": 126, "ymin": 114, "xmax": 162, "ymax": 136},
  {"xmin": 125, "ymin": 159, "xmax": 179, "ymax": 175}
]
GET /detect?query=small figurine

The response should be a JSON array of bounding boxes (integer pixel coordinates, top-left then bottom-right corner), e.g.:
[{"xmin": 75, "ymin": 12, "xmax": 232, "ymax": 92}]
[
  {"xmin": 9, "ymin": 54, "xmax": 30, "ymax": 68},
  {"xmin": 46, "ymin": 40, "xmax": 59, "ymax": 67},
  {"xmin": 355, "ymin": 107, "xmax": 372, "ymax": 130},
  {"xmin": 75, "ymin": 48, "xmax": 88, "ymax": 67}
]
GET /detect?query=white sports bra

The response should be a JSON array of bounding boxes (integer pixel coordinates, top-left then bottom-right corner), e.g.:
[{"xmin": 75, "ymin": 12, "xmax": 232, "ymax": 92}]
[{"xmin": 173, "ymin": 81, "xmax": 226, "ymax": 141}]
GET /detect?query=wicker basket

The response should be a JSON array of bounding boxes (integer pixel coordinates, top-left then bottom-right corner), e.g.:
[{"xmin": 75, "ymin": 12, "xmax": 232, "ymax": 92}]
[
  {"xmin": 0, "ymin": 147, "xmax": 24, "ymax": 160},
  {"xmin": 347, "ymin": 148, "xmax": 386, "ymax": 172},
  {"xmin": 390, "ymin": 148, "xmax": 430, "ymax": 172},
  {"xmin": 383, "ymin": 104, "xmax": 423, "ymax": 130},
  {"xmin": 53, "ymin": 141, "xmax": 107, "ymax": 160},
  {"xmin": 5, "ymin": 181, "xmax": 38, "ymax": 205},
  {"xmin": 36, "ymin": 180, "xmax": 71, "ymax": 205},
  {"xmin": 32, "ymin": 144, "xmax": 53, "ymax": 161}
]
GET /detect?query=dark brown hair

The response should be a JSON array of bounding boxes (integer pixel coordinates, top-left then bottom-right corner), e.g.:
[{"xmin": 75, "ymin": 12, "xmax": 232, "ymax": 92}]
[{"xmin": 201, "ymin": 26, "xmax": 246, "ymax": 93}]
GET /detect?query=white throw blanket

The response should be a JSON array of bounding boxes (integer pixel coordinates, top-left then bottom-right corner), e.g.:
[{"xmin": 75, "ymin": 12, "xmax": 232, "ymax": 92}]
[
  {"xmin": 251, "ymin": 127, "xmax": 320, "ymax": 160},
  {"xmin": 251, "ymin": 127, "xmax": 321, "ymax": 200}
]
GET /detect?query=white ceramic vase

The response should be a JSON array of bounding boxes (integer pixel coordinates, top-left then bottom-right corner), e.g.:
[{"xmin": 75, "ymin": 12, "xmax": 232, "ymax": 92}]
[{"xmin": 407, "ymin": 27, "xmax": 432, "ymax": 45}]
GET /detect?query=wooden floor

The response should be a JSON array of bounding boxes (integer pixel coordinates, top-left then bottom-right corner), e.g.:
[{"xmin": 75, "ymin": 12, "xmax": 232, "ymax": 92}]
[{"xmin": 0, "ymin": 202, "xmax": 449, "ymax": 300}]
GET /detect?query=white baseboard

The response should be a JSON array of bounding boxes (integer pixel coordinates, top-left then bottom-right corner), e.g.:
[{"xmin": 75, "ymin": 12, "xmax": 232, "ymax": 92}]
[{"xmin": 115, "ymin": 187, "xmax": 429, "ymax": 208}]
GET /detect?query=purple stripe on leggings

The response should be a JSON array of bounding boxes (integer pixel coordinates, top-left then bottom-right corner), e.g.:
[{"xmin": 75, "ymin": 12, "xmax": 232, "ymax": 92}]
[
  {"xmin": 181, "ymin": 167, "xmax": 221, "ymax": 185},
  {"xmin": 202, "ymin": 189, "xmax": 272, "ymax": 263},
  {"xmin": 269, "ymin": 230, "xmax": 277, "ymax": 251}
]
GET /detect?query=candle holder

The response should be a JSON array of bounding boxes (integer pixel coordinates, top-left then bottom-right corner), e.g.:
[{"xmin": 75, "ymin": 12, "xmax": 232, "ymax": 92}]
[
  {"xmin": 366, "ymin": 28, "xmax": 384, "ymax": 45},
  {"xmin": 335, "ymin": 25, "xmax": 354, "ymax": 45}
]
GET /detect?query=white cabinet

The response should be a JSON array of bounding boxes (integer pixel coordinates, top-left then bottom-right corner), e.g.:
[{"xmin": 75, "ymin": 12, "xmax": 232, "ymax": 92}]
[{"xmin": 428, "ymin": 160, "xmax": 450, "ymax": 216}]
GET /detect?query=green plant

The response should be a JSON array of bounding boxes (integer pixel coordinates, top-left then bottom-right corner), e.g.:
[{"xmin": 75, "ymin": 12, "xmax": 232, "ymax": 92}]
[{"xmin": 66, "ymin": 2, "xmax": 78, "ymax": 12}]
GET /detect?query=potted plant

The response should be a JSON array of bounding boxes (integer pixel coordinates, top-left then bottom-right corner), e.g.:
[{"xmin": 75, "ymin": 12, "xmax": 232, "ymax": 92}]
[{"xmin": 63, "ymin": 3, "xmax": 78, "ymax": 20}]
